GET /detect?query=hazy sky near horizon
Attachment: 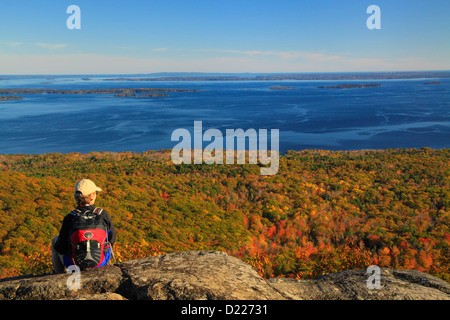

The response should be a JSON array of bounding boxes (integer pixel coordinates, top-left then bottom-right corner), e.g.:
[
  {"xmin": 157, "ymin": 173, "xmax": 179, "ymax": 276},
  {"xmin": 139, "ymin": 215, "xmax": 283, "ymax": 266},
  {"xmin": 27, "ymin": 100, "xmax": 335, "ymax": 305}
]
[{"xmin": 0, "ymin": 0, "xmax": 449, "ymax": 74}]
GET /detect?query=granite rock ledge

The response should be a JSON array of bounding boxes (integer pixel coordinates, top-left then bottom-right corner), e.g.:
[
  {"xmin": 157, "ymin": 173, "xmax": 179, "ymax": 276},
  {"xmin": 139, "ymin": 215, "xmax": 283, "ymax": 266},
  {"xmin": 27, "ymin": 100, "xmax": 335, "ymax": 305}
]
[{"xmin": 0, "ymin": 251, "xmax": 448, "ymax": 300}]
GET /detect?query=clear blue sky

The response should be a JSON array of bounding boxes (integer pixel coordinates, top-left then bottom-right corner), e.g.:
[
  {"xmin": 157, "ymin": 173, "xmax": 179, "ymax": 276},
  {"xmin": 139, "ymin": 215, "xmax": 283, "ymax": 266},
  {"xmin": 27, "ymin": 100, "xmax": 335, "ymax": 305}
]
[{"xmin": 1, "ymin": 0, "xmax": 449, "ymax": 74}]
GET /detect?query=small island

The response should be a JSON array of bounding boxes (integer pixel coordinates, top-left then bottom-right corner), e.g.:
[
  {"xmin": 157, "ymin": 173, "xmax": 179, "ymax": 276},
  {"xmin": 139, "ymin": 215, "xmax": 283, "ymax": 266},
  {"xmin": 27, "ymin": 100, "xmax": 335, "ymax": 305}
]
[
  {"xmin": 0, "ymin": 88, "xmax": 200, "ymax": 95},
  {"xmin": 318, "ymin": 83, "xmax": 382, "ymax": 89},
  {"xmin": 270, "ymin": 86, "xmax": 296, "ymax": 90},
  {"xmin": 114, "ymin": 93, "xmax": 169, "ymax": 98},
  {"xmin": 0, "ymin": 96, "xmax": 23, "ymax": 101},
  {"xmin": 0, "ymin": 88, "xmax": 201, "ymax": 101}
]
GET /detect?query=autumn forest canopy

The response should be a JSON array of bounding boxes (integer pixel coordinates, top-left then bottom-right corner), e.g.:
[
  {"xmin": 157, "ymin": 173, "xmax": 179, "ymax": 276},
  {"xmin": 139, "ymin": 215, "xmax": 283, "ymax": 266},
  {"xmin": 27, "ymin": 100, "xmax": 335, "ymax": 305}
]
[{"xmin": 0, "ymin": 148, "xmax": 448, "ymax": 282}]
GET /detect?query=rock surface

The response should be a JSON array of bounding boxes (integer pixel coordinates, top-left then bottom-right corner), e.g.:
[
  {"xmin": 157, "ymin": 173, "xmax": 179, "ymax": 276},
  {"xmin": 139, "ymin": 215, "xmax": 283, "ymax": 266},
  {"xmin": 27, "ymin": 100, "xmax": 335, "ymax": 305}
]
[{"xmin": 0, "ymin": 251, "xmax": 448, "ymax": 300}]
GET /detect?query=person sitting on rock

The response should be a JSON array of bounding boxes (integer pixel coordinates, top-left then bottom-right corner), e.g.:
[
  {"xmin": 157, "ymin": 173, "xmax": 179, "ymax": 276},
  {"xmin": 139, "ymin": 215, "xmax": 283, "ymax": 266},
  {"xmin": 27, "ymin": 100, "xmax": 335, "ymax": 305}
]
[{"xmin": 51, "ymin": 179, "xmax": 116, "ymax": 273}]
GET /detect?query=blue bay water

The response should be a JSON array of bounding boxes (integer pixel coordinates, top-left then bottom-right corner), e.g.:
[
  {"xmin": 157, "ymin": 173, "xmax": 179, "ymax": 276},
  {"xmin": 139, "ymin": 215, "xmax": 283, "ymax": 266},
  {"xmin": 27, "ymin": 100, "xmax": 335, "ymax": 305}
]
[{"xmin": 0, "ymin": 76, "xmax": 449, "ymax": 154}]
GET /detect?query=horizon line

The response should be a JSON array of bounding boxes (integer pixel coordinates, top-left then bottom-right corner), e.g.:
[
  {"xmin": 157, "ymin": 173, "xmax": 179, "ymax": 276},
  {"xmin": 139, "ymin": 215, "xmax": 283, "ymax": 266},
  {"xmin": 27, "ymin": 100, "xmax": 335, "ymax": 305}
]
[{"xmin": 2, "ymin": 70, "xmax": 450, "ymax": 77}]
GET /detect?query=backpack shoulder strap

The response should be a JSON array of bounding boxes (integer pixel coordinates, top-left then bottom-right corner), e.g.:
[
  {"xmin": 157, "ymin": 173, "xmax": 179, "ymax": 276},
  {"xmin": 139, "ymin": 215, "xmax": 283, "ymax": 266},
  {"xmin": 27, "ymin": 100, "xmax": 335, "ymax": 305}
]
[
  {"xmin": 93, "ymin": 207, "xmax": 104, "ymax": 215},
  {"xmin": 69, "ymin": 209, "xmax": 82, "ymax": 216},
  {"xmin": 70, "ymin": 207, "xmax": 103, "ymax": 216}
]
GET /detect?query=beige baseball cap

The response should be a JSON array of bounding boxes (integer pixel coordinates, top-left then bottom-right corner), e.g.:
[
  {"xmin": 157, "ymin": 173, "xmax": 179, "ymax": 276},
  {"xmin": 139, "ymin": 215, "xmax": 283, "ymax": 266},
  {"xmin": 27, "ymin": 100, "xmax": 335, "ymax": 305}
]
[{"xmin": 75, "ymin": 179, "xmax": 102, "ymax": 196}]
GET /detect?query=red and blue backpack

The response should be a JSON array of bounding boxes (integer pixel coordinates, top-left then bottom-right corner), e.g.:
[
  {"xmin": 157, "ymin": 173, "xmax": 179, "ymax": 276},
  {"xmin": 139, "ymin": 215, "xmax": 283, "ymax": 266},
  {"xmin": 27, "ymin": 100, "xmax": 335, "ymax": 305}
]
[{"xmin": 68, "ymin": 207, "xmax": 112, "ymax": 270}]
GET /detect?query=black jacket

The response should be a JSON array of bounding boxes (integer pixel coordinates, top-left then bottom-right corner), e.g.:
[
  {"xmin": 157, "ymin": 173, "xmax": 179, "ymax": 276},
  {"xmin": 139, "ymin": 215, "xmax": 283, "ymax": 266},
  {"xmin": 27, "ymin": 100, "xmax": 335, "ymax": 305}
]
[{"xmin": 54, "ymin": 205, "xmax": 116, "ymax": 255}]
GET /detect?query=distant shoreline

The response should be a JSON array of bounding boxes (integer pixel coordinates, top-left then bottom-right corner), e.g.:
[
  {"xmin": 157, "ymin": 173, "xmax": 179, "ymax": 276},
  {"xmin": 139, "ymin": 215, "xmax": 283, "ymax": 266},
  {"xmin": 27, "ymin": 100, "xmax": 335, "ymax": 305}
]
[
  {"xmin": 1, "ymin": 71, "xmax": 449, "ymax": 82},
  {"xmin": 102, "ymin": 71, "xmax": 450, "ymax": 82}
]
